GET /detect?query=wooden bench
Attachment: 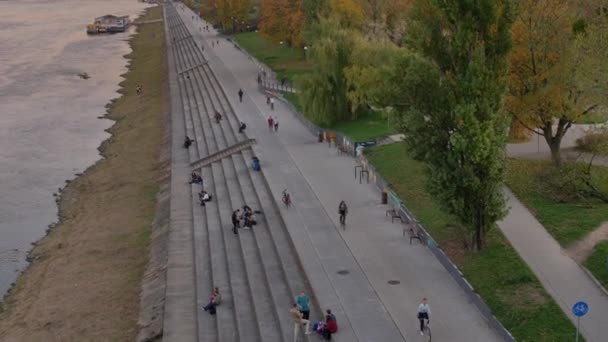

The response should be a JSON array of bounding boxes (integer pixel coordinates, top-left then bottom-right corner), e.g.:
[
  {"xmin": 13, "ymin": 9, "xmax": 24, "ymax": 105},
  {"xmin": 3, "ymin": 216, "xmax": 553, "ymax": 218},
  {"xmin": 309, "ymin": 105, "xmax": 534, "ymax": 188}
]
[
  {"xmin": 385, "ymin": 208, "xmax": 404, "ymax": 223},
  {"xmin": 403, "ymin": 224, "xmax": 422, "ymax": 245}
]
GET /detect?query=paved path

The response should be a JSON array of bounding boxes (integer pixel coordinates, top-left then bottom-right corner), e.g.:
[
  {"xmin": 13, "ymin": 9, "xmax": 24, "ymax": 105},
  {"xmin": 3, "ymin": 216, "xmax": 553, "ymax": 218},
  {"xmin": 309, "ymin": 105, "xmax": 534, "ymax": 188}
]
[
  {"xmin": 178, "ymin": 7, "xmax": 505, "ymax": 341},
  {"xmin": 498, "ymin": 190, "xmax": 608, "ymax": 342}
]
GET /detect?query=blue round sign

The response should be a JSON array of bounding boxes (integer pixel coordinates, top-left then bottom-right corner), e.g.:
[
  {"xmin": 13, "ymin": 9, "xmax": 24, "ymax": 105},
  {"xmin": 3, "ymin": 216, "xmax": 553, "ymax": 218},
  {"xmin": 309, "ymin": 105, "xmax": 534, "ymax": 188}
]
[{"xmin": 572, "ymin": 301, "xmax": 589, "ymax": 317}]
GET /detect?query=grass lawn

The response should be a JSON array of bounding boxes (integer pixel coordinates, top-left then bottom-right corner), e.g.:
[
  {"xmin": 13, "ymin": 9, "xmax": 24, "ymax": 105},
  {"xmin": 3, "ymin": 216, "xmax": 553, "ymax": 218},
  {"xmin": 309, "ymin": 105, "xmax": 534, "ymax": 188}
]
[
  {"xmin": 584, "ymin": 241, "xmax": 608, "ymax": 289},
  {"xmin": 282, "ymin": 92, "xmax": 303, "ymax": 113},
  {"xmin": 366, "ymin": 144, "xmax": 578, "ymax": 341},
  {"xmin": 505, "ymin": 159, "xmax": 608, "ymax": 247},
  {"xmin": 330, "ymin": 111, "xmax": 395, "ymax": 141},
  {"xmin": 233, "ymin": 32, "xmax": 311, "ymax": 83}
]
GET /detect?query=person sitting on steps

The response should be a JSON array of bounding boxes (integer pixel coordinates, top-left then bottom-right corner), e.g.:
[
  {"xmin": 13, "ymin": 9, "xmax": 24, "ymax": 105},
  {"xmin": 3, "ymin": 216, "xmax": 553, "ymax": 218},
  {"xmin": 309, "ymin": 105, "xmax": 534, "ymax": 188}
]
[
  {"xmin": 189, "ymin": 171, "xmax": 203, "ymax": 185},
  {"xmin": 239, "ymin": 121, "xmax": 247, "ymax": 133},
  {"xmin": 214, "ymin": 110, "xmax": 222, "ymax": 123},
  {"xmin": 320, "ymin": 309, "xmax": 338, "ymax": 340},
  {"xmin": 198, "ymin": 190, "xmax": 212, "ymax": 206},
  {"xmin": 203, "ymin": 287, "xmax": 221, "ymax": 315},
  {"xmin": 183, "ymin": 135, "xmax": 194, "ymax": 148}
]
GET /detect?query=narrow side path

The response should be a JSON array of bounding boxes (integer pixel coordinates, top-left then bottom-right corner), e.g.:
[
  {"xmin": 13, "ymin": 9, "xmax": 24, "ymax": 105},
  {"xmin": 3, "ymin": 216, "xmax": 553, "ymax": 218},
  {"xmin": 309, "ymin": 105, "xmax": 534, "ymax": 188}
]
[
  {"xmin": 179, "ymin": 8, "xmax": 504, "ymax": 342},
  {"xmin": 498, "ymin": 189, "xmax": 608, "ymax": 342}
]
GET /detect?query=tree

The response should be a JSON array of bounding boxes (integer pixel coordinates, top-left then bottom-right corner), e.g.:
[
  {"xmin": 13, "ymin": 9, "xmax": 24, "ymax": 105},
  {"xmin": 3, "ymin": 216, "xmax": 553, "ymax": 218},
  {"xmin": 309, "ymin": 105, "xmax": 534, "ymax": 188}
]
[
  {"xmin": 296, "ymin": 19, "xmax": 360, "ymax": 125},
  {"xmin": 344, "ymin": 38, "xmax": 403, "ymax": 112},
  {"xmin": 329, "ymin": 0, "xmax": 366, "ymax": 30},
  {"xmin": 505, "ymin": 0, "xmax": 608, "ymax": 165},
  {"xmin": 259, "ymin": 0, "xmax": 305, "ymax": 46},
  {"xmin": 208, "ymin": 0, "xmax": 251, "ymax": 33},
  {"xmin": 385, "ymin": 0, "xmax": 515, "ymax": 250}
]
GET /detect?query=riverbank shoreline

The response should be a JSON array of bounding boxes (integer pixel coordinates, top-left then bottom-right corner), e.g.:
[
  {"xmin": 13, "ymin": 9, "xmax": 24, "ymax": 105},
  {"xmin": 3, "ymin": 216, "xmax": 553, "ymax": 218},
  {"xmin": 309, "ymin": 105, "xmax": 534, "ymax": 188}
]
[{"xmin": 0, "ymin": 6, "xmax": 167, "ymax": 341}]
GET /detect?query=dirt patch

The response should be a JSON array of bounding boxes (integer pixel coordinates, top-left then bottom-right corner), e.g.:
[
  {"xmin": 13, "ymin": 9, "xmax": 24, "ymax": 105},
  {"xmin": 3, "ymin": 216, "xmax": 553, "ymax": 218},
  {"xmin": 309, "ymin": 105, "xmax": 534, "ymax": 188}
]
[
  {"xmin": 499, "ymin": 284, "xmax": 548, "ymax": 309},
  {"xmin": 439, "ymin": 239, "xmax": 467, "ymax": 266},
  {"xmin": 0, "ymin": 7, "xmax": 166, "ymax": 341},
  {"xmin": 565, "ymin": 222, "xmax": 608, "ymax": 263}
]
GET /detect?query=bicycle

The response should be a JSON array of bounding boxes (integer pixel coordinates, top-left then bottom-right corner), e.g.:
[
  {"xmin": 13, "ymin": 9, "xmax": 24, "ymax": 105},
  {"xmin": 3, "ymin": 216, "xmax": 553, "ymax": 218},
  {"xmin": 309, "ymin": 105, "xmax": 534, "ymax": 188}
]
[
  {"xmin": 421, "ymin": 318, "xmax": 431, "ymax": 342},
  {"xmin": 282, "ymin": 189, "xmax": 291, "ymax": 208}
]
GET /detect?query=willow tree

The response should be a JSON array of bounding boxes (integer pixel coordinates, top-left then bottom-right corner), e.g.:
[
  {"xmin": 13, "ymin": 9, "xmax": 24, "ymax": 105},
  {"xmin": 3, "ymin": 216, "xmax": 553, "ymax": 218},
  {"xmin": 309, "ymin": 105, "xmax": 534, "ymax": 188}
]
[
  {"xmin": 386, "ymin": 0, "xmax": 516, "ymax": 250},
  {"xmin": 296, "ymin": 19, "xmax": 359, "ymax": 125}
]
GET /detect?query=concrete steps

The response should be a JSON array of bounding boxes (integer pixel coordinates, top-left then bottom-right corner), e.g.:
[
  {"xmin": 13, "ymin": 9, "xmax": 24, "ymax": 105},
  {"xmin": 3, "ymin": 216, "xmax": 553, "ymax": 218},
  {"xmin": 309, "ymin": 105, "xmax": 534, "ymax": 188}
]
[
  {"xmin": 165, "ymin": 4, "xmax": 317, "ymax": 341},
  {"xmin": 200, "ymin": 165, "xmax": 238, "ymax": 342}
]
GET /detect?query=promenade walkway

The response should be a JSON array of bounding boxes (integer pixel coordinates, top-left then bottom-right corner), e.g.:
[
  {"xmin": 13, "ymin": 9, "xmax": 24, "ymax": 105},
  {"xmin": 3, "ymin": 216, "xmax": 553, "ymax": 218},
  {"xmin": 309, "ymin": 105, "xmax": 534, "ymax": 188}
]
[{"xmin": 177, "ymin": 5, "xmax": 505, "ymax": 341}]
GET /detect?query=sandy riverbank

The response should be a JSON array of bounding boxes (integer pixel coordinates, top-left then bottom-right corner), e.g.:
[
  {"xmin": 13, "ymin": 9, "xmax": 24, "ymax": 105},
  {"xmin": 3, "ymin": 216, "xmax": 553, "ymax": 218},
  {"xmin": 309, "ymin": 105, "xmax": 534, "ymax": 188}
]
[{"xmin": 0, "ymin": 6, "xmax": 167, "ymax": 341}]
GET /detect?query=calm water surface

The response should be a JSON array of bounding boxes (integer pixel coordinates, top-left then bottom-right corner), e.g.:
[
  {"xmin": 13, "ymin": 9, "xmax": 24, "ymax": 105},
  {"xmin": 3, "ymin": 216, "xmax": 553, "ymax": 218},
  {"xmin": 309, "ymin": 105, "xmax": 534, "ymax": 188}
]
[{"xmin": 0, "ymin": 0, "xmax": 151, "ymax": 298}]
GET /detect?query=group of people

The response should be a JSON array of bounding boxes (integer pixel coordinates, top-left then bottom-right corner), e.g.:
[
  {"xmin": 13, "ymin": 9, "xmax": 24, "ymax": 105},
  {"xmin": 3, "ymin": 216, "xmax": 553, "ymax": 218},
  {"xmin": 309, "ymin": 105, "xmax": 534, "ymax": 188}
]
[
  {"xmin": 267, "ymin": 115, "xmax": 279, "ymax": 132},
  {"xmin": 290, "ymin": 291, "xmax": 338, "ymax": 341},
  {"xmin": 231, "ymin": 205, "xmax": 257, "ymax": 234}
]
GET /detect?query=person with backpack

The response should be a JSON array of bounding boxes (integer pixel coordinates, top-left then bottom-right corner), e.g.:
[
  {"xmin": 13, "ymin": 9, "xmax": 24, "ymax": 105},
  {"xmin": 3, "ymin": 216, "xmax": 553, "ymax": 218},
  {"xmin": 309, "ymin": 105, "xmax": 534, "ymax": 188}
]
[{"xmin": 320, "ymin": 309, "xmax": 338, "ymax": 340}]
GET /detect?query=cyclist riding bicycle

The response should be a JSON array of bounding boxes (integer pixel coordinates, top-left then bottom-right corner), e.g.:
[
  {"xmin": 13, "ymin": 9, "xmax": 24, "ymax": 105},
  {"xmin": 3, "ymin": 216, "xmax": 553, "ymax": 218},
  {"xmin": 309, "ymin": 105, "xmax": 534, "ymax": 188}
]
[
  {"xmin": 417, "ymin": 298, "xmax": 431, "ymax": 336},
  {"xmin": 338, "ymin": 201, "xmax": 348, "ymax": 225}
]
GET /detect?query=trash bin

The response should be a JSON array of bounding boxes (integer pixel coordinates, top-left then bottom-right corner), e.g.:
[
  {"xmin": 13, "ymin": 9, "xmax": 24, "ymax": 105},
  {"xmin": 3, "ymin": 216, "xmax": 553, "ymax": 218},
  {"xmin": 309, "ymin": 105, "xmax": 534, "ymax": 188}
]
[
  {"xmin": 382, "ymin": 191, "xmax": 388, "ymax": 204},
  {"xmin": 252, "ymin": 157, "xmax": 260, "ymax": 171}
]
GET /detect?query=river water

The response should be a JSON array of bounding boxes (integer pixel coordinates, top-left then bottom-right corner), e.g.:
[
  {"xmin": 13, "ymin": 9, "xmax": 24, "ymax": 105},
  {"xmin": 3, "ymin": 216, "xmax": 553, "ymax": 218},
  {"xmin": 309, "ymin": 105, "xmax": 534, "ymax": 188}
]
[{"xmin": 0, "ymin": 0, "xmax": 151, "ymax": 298}]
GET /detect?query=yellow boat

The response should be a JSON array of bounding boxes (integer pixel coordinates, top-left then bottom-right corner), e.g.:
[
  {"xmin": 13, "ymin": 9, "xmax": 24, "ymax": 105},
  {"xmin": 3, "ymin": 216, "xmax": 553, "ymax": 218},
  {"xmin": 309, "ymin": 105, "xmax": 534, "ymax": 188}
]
[{"xmin": 86, "ymin": 23, "xmax": 108, "ymax": 34}]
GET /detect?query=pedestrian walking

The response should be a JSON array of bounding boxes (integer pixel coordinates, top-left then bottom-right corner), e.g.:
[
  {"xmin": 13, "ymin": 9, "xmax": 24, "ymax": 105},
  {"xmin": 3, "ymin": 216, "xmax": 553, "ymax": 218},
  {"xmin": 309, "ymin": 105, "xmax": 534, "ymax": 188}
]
[
  {"xmin": 267, "ymin": 116, "xmax": 274, "ymax": 131},
  {"xmin": 270, "ymin": 97, "xmax": 275, "ymax": 111},
  {"xmin": 290, "ymin": 303, "xmax": 312, "ymax": 341},
  {"xmin": 232, "ymin": 209, "xmax": 240, "ymax": 234},
  {"xmin": 274, "ymin": 117, "xmax": 279, "ymax": 132},
  {"xmin": 212, "ymin": 41, "xmax": 214, "ymax": 48},
  {"xmin": 238, "ymin": 88, "xmax": 244, "ymax": 102},
  {"xmin": 266, "ymin": 95, "xmax": 271, "ymax": 105},
  {"xmin": 295, "ymin": 291, "xmax": 311, "ymax": 320}
]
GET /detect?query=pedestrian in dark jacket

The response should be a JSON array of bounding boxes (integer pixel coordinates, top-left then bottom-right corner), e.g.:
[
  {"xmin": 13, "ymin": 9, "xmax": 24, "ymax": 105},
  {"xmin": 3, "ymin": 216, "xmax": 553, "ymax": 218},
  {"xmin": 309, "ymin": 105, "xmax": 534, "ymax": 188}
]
[{"xmin": 232, "ymin": 209, "xmax": 240, "ymax": 234}]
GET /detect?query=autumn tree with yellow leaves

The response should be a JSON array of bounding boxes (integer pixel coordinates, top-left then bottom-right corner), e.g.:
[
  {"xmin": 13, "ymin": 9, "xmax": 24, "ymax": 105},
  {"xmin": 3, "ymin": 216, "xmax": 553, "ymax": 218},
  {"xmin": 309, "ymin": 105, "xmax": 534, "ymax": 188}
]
[
  {"xmin": 259, "ymin": 0, "xmax": 305, "ymax": 46},
  {"xmin": 505, "ymin": 0, "xmax": 608, "ymax": 165}
]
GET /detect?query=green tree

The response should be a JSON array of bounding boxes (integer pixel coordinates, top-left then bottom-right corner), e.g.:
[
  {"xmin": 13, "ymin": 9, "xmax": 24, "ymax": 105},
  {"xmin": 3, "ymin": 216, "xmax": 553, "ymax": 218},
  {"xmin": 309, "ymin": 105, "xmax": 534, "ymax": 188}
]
[
  {"xmin": 296, "ymin": 19, "xmax": 360, "ymax": 125},
  {"xmin": 386, "ymin": 0, "xmax": 516, "ymax": 250}
]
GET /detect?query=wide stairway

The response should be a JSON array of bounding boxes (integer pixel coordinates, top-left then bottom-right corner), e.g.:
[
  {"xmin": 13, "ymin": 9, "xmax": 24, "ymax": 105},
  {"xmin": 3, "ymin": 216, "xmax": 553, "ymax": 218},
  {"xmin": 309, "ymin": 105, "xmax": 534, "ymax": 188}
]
[{"xmin": 165, "ymin": 5, "xmax": 319, "ymax": 342}]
